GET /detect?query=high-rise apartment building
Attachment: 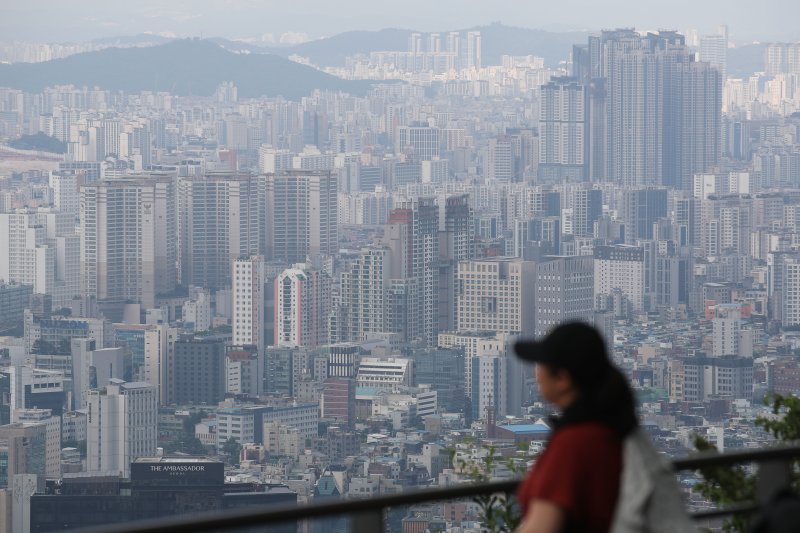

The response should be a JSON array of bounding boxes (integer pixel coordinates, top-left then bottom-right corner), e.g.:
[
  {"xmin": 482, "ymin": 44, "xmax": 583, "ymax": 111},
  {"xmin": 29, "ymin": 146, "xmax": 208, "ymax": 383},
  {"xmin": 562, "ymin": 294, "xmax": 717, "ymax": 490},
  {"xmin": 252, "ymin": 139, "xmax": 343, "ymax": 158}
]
[
  {"xmin": 265, "ymin": 171, "xmax": 337, "ymax": 263},
  {"xmin": 232, "ymin": 256, "xmax": 265, "ymax": 355},
  {"xmin": 86, "ymin": 379, "xmax": 158, "ymax": 478},
  {"xmin": 438, "ymin": 194, "xmax": 476, "ymax": 333},
  {"xmin": 576, "ymin": 30, "xmax": 721, "ymax": 190},
  {"xmin": 384, "ymin": 198, "xmax": 440, "ymax": 346},
  {"xmin": 539, "ymin": 77, "xmax": 585, "ymax": 182},
  {"xmin": 80, "ymin": 173, "xmax": 176, "ymax": 309},
  {"xmin": 178, "ymin": 172, "xmax": 263, "ymax": 290},
  {"xmin": 0, "ymin": 209, "xmax": 80, "ymax": 307},
  {"xmin": 274, "ymin": 264, "xmax": 331, "ymax": 348},
  {"xmin": 338, "ymin": 247, "xmax": 391, "ymax": 343}
]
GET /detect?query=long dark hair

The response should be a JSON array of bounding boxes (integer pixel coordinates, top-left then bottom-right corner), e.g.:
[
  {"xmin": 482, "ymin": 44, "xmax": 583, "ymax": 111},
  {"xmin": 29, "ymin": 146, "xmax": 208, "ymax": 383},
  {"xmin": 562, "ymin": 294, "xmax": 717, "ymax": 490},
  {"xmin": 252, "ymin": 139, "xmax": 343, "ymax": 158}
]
[{"xmin": 550, "ymin": 365, "xmax": 638, "ymax": 439}]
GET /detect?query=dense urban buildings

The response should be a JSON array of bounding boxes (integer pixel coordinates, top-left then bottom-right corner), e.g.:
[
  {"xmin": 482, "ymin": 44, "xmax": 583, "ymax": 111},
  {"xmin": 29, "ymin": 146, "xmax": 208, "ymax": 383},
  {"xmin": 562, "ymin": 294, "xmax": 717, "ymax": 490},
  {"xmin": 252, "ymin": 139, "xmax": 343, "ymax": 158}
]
[{"xmin": 1, "ymin": 17, "xmax": 799, "ymax": 532}]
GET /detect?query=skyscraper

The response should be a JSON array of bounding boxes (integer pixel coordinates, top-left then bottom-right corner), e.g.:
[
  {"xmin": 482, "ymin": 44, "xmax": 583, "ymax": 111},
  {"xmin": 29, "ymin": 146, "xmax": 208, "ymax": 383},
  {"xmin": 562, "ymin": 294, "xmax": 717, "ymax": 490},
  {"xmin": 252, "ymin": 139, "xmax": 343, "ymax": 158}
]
[
  {"xmin": 274, "ymin": 264, "xmax": 331, "ymax": 348},
  {"xmin": 265, "ymin": 171, "xmax": 338, "ymax": 263},
  {"xmin": 577, "ymin": 30, "xmax": 721, "ymax": 190},
  {"xmin": 539, "ymin": 77, "xmax": 586, "ymax": 182},
  {"xmin": 232, "ymin": 256, "xmax": 265, "ymax": 355},
  {"xmin": 384, "ymin": 198, "xmax": 440, "ymax": 346},
  {"xmin": 80, "ymin": 173, "xmax": 176, "ymax": 309}
]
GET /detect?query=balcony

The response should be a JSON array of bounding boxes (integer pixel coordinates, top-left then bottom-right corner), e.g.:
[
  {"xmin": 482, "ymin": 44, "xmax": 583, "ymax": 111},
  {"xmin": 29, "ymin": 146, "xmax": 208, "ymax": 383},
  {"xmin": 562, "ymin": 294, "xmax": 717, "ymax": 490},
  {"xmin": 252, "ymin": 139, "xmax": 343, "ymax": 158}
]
[{"xmin": 76, "ymin": 445, "xmax": 800, "ymax": 533}]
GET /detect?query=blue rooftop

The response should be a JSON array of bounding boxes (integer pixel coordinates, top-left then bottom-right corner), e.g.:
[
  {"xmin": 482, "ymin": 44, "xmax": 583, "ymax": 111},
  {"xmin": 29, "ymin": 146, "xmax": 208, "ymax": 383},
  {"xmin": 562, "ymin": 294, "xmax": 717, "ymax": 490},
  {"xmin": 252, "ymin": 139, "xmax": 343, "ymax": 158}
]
[{"xmin": 498, "ymin": 423, "xmax": 550, "ymax": 434}]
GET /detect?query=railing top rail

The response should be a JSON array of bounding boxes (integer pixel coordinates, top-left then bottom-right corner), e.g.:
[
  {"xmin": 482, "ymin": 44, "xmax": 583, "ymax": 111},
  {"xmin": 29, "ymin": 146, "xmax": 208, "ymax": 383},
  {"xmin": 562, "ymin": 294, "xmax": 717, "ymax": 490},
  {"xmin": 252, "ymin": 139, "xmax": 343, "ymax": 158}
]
[
  {"xmin": 71, "ymin": 444, "xmax": 800, "ymax": 533},
  {"xmin": 74, "ymin": 480, "xmax": 520, "ymax": 533},
  {"xmin": 672, "ymin": 444, "xmax": 800, "ymax": 471}
]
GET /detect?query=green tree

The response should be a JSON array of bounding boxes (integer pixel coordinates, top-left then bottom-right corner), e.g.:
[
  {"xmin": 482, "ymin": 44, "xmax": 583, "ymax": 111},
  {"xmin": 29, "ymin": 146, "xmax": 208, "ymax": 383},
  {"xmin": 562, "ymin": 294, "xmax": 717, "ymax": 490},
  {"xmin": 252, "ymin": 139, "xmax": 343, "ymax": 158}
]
[
  {"xmin": 448, "ymin": 444, "xmax": 526, "ymax": 533},
  {"xmin": 693, "ymin": 394, "xmax": 800, "ymax": 533},
  {"xmin": 222, "ymin": 437, "xmax": 242, "ymax": 464}
]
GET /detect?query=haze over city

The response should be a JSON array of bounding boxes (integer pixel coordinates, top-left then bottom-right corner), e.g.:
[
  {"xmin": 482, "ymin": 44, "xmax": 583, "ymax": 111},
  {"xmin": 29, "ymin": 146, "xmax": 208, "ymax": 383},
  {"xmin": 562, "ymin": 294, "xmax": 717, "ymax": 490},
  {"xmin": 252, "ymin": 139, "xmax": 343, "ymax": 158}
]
[
  {"xmin": 1, "ymin": 0, "xmax": 798, "ymax": 42},
  {"xmin": 0, "ymin": 1, "xmax": 799, "ymax": 533}
]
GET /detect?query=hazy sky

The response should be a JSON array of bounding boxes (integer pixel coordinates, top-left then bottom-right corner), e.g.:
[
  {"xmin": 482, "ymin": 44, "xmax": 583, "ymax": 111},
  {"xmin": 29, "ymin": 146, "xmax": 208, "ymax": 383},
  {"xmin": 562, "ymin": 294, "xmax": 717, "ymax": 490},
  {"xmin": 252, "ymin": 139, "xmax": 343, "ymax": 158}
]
[{"xmin": 1, "ymin": 0, "xmax": 798, "ymax": 44}]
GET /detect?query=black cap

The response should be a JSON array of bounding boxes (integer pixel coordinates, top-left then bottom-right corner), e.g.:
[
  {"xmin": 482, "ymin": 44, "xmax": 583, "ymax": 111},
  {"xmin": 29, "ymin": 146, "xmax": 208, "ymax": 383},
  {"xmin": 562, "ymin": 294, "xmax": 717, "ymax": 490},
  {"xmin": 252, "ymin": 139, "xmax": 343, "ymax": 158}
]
[{"xmin": 514, "ymin": 322, "xmax": 611, "ymax": 385}]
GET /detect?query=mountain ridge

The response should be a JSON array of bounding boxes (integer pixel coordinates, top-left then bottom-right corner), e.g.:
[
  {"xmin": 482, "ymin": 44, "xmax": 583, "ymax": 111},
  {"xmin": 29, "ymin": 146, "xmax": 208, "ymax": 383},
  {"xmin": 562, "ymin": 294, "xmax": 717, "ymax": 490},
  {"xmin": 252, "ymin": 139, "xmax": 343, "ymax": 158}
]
[{"xmin": 0, "ymin": 40, "xmax": 373, "ymax": 99}]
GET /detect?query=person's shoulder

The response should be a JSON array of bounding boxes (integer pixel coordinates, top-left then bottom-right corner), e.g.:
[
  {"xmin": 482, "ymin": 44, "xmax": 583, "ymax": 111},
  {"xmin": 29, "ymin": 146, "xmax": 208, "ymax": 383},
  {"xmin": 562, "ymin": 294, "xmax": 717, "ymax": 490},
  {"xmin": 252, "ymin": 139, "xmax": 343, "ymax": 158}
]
[{"xmin": 554, "ymin": 422, "xmax": 618, "ymax": 444}]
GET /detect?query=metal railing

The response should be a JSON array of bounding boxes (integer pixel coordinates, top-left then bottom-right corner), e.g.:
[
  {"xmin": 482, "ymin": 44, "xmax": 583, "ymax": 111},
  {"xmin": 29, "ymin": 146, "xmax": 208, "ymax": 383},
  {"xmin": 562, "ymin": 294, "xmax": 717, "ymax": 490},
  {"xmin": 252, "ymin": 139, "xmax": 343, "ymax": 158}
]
[{"xmin": 76, "ymin": 444, "xmax": 800, "ymax": 533}]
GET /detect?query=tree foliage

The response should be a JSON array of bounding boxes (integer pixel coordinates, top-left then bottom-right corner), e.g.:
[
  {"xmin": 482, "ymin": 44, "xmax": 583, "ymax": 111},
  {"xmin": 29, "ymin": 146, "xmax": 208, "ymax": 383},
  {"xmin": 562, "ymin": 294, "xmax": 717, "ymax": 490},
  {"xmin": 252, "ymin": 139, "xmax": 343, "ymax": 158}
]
[
  {"xmin": 693, "ymin": 393, "xmax": 800, "ymax": 533},
  {"xmin": 449, "ymin": 444, "xmax": 526, "ymax": 533}
]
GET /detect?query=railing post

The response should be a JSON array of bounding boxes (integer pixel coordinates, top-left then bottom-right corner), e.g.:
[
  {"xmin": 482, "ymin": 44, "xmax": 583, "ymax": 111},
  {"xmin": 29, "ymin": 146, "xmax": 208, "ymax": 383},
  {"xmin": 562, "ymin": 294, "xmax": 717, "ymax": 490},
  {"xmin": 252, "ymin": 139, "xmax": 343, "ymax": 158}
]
[
  {"xmin": 351, "ymin": 509, "xmax": 383, "ymax": 533},
  {"xmin": 756, "ymin": 458, "xmax": 793, "ymax": 506}
]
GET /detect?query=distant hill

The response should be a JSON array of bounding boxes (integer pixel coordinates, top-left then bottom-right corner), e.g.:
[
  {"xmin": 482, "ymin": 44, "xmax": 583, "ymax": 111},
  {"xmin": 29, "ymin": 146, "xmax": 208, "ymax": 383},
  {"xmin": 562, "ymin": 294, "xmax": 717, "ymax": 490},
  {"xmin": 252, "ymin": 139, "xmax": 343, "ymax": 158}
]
[
  {"xmin": 0, "ymin": 39, "xmax": 372, "ymax": 99},
  {"xmin": 8, "ymin": 132, "xmax": 66, "ymax": 153},
  {"xmin": 269, "ymin": 29, "xmax": 411, "ymax": 66},
  {"xmin": 728, "ymin": 43, "xmax": 766, "ymax": 78},
  {"xmin": 470, "ymin": 23, "xmax": 588, "ymax": 67}
]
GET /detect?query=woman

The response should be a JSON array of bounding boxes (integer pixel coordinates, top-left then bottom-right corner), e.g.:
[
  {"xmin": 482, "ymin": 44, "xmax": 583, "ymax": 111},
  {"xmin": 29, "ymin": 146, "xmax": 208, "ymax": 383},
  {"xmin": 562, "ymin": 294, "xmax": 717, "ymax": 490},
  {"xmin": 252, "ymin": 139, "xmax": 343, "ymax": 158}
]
[{"xmin": 513, "ymin": 322, "xmax": 637, "ymax": 533}]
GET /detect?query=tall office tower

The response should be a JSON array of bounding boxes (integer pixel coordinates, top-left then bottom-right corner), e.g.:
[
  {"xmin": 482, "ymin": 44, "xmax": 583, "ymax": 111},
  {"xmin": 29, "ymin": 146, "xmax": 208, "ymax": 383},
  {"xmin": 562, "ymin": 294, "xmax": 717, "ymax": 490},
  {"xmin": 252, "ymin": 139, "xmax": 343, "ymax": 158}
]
[
  {"xmin": 80, "ymin": 173, "xmax": 176, "ymax": 309},
  {"xmin": 438, "ymin": 195, "xmax": 476, "ymax": 333},
  {"xmin": 539, "ymin": 77, "xmax": 586, "ymax": 182},
  {"xmin": 397, "ymin": 124, "xmax": 440, "ymax": 161},
  {"xmin": 384, "ymin": 198, "xmax": 440, "ymax": 346},
  {"xmin": 232, "ymin": 256, "xmax": 265, "ymax": 356},
  {"xmin": 594, "ymin": 245, "xmax": 645, "ymax": 314},
  {"xmin": 486, "ymin": 135, "xmax": 514, "ymax": 183},
  {"xmin": 265, "ymin": 171, "xmax": 338, "ymax": 263},
  {"xmin": 579, "ymin": 30, "xmax": 721, "ymax": 189},
  {"xmin": 700, "ymin": 26, "xmax": 728, "ymax": 81},
  {"xmin": 456, "ymin": 258, "xmax": 536, "ymax": 337},
  {"xmin": 338, "ymin": 247, "xmax": 391, "ymax": 342},
  {"xmin": 567, "ymin": 187, "xmax": 603, "ymax": 236},
  {"xmin": 0, "ymin": 209, "xmax": 80, "ymax": 307},
  {"xmin": 143, "ymin": 324, "xmax": 177, "ymax": 405},
  {"xmin": 86, "ymin": 379, "xmax": 158, "ymax": 478},
  {"xmin": 173, "ymin": 338, "xmax": 226, "ymax": 405},
  {"xmin": 178, "ymin": 172, "xmax": 263, "ymax": 290},
  {"xmin": 533, "ymin": 255, "xmax": 595, "ymax": 337},
  {"xmin": 274, "ymin": 264, "xmax": 332, "ymax": 348},
  {"xmin": 620, "ymin": 187, "xmax": 668, "ymax": 244}
]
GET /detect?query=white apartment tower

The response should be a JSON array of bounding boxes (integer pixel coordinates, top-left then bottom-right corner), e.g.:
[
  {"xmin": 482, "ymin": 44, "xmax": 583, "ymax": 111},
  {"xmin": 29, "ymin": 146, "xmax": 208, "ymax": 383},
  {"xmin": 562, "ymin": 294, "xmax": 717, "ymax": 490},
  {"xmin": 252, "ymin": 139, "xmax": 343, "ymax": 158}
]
[
  {"xmin": 232, "ymin": 255, "xmax": 265, "ymax": 355},
  {"xmin": 80, "ymin": 173, "xmax": 177, "ymax": 309},
  {"xmin": 86, "ymin": 379, "xmax": 158, "ymax": 478},
  {"xmin": 274, "ymin": 264, "xmax": 331, "ymax": 348}
]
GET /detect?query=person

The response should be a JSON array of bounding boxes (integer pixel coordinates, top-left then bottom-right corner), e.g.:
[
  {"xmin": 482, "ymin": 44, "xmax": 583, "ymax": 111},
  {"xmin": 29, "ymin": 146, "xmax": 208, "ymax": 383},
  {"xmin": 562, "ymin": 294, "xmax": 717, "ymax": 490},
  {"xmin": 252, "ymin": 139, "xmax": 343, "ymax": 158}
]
[{"xmin": 514, "ymin": 322, "xmax": 638, "ymax": 533}]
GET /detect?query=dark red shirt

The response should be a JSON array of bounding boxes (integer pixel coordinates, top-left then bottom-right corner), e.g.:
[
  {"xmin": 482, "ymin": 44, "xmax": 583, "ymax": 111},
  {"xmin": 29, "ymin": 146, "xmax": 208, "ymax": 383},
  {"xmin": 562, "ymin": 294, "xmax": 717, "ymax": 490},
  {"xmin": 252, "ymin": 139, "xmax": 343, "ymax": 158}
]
[{"xmin": 517, "ymin": 422, "xmax": 622, "ymax": 533}]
